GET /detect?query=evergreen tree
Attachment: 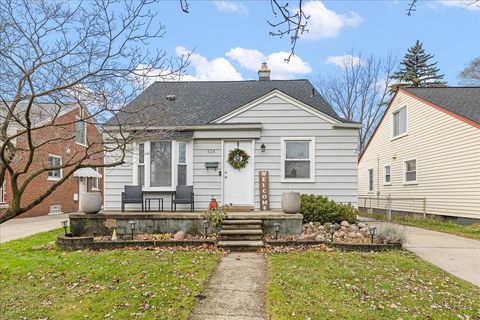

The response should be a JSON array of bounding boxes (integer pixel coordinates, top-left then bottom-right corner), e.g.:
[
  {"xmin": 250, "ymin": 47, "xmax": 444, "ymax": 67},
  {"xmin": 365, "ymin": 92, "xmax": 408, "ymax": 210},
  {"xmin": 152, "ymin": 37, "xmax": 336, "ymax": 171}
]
[{"xmin": 391, "ymin": 40, "xmax": 447, "ymax": 91}]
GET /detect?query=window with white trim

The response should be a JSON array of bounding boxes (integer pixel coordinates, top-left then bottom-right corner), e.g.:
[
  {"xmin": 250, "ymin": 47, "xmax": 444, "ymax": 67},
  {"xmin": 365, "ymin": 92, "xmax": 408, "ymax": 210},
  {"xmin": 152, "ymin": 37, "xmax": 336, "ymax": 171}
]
[
  {"xmin": 392, "ymin": 107, "xmax": 407, "ymax": 138},
  {"xmin": 281, "ymin": 137, "xmax": 315, "ymax": 182},
  {"xmin": 75, "ymin": 109, "xmax": 87, "ymax": 145},
  {"xmin": 92, "ymin": 168, "xmax": 100, "ymax": 190},
  {"xmin": 150, "ymin": 141, "xmax": 172, "ymax": 187},
  {"xmin": 384, "ymin": 165, "xmax": 391, "ymax": 185},
  {"xmin": 368, "ymin": 168, "xmax": 374, "ymax": 192},
  {"xmin": 138, "ymin": 143, "xmax": 145, "ymax": 186},
  {"xmin": 404, "ymin": 159, "xmax": 417, "ymax": 183},
  {"xmin": 48, "ymin": 155, "xmax": 62, "ymax": 180},
  {"xmin": 177, "ymin": 142, "xmax": 187, "ymax": 185},
  {"xmin": 0, "ymin": 180, "xmax": 5, "ymax": 204}
]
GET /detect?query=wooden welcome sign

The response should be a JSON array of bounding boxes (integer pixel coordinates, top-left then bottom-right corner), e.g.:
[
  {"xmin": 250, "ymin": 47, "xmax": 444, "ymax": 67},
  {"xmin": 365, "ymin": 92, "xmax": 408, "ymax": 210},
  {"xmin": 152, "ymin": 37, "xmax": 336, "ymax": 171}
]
[{"xmin": 259, "ymin": 171, "xmax": 269, "ymax": 211}]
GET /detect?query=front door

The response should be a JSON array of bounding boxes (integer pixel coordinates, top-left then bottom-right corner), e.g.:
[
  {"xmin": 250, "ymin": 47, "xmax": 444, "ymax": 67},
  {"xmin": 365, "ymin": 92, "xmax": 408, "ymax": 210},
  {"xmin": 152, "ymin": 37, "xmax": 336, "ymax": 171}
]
[
  {"xmin": 223, "ymin": 141, "xmax": 254, "ymax": 206},
  {"xmin": 78, "ymin": 177, "xmax": 87, "ymax": 212}
]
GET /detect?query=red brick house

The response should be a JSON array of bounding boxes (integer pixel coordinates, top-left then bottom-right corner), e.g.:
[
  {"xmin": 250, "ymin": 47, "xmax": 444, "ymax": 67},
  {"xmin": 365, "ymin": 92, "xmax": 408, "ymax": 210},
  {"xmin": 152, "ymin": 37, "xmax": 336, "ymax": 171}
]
[{"xmin": 0, "ymin": 104, "xmax": 103, "ymax": 218}]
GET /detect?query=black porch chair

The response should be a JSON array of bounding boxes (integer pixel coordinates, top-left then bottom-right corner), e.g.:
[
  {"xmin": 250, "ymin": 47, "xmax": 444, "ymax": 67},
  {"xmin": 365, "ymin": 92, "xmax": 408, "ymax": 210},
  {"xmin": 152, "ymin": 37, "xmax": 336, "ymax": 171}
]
[
  {"xmin": 121, "ymin": 185, "xmax": 143, "ymax": 212},
  {"xmin": 171, "ymin": 185, "xmax": 194, "ymax": 212}
]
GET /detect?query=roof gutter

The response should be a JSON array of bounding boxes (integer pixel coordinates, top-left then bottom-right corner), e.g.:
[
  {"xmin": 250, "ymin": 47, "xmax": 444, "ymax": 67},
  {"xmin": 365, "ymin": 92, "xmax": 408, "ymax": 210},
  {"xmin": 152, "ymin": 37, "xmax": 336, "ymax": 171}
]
[
  {"xmin": 102, "ymin": 123, "xmax": 263, "ymax": 132},
  {"xmin": 332, "ymin": 123, "xmax": 362, "ymax": 129}
]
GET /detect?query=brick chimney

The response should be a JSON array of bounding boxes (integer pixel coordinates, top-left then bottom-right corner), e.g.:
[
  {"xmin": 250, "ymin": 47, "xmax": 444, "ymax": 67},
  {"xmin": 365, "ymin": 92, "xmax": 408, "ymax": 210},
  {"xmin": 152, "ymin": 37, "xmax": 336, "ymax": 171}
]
[{"xmin": 258, "ymin": 62, "xmax": 271, "ymax": 81}]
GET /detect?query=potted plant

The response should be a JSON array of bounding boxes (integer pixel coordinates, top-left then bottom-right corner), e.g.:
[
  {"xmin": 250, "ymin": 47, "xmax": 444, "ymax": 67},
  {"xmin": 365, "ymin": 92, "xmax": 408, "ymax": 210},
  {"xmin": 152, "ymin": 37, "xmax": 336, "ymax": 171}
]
[{"xmin": 281, "ymin": 191, "xmax": 301, "ymax": 214}]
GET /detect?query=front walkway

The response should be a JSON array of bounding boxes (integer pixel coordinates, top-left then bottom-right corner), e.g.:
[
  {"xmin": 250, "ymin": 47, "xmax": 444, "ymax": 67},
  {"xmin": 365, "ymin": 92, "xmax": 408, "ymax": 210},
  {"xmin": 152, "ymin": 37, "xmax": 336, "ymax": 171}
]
[
  {"xmin": 374, "ymin": 222, "xmax": 480, "ymax": 287},
  {"xmin": 189, "ymin": 252, "xmax": 267, "ymax": 320},
  {"xmin": 0, "ymin": 214, "xmax": 70, "ymax": 243}
]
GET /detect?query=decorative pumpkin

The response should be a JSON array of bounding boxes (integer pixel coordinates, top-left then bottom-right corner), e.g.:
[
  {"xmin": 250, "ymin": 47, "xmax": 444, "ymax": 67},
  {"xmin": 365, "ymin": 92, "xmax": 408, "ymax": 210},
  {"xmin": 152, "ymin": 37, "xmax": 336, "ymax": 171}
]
[
  {"xmin": 209, "ymin": 197, "xmax": 218, "ymax": 210},
  {"xmin": 227, "ymin": 148, "xmax": 250, "ymax": 170}
]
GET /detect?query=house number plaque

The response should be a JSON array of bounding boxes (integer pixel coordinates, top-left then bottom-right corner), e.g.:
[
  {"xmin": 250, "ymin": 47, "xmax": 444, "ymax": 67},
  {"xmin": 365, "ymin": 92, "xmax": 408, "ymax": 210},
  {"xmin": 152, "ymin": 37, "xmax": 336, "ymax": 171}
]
[{"xmin": 259, "ymin": 171, "xmax": 270, "ymax": 211}]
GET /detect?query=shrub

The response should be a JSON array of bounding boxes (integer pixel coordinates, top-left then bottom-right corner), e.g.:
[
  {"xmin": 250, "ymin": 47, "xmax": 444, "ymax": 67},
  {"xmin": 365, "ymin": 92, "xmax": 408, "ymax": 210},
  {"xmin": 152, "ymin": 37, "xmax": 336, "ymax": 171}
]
[
  {"xmin": 300, "ymin": 194, "xmax": 357, "ymax": 223},
  {"xmin": 376, "ymin": 224, "xmax": 407, "ymax": 244},
  {"xmin": 204, "ymin": 205, "xmax": 229, "ymax": 227}
]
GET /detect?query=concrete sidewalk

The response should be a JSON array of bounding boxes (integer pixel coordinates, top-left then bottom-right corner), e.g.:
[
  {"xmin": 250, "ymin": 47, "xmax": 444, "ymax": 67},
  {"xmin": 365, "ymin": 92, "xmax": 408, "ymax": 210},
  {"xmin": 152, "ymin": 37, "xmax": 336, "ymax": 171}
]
[
  {"xmin": 189, "ymin": 252, "xmax": 267, "ymax": 320},
  {"xmin": 0, "ymin": 214, "xmax": 70, "ymax": 243},
  {"xmin": 374, "ymin": 222, "xmax": 480, "ymax": 287}
]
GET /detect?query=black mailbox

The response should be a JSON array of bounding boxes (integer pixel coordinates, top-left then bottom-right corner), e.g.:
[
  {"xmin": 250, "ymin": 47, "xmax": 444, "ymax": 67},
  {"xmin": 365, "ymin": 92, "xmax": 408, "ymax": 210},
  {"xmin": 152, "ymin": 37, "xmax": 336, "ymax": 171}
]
[{"xmin": 205, "ymin": 162, "xmax": 219, "ymax": 169}]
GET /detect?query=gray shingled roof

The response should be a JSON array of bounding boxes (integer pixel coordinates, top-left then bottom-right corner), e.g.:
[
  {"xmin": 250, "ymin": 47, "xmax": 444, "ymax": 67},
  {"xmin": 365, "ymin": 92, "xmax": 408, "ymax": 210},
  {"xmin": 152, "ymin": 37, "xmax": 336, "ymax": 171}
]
[
  {"xmin": 404, "ymin": 87, "xmax": 480, "ymax": 125},
  {"xmin": 106, "ymin": 80, "xmax": 352, "ymax": 126}
]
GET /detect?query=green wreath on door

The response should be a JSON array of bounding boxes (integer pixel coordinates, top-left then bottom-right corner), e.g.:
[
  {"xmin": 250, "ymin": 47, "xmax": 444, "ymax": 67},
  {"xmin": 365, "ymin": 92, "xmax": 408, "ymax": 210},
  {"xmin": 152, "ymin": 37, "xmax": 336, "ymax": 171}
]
[{"xmin": 227, "ymin": 148, "xmax": 250, "ymax": 170}]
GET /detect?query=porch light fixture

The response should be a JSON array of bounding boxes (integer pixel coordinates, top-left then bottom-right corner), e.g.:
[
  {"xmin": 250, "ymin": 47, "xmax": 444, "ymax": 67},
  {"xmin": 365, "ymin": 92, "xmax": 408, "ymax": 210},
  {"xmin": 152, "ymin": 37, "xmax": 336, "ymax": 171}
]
[
  {"xmin": 129, "ymin": 220, "xmax": 137, "ymax": 240},
  {"xmin": 369, "ymin": 226, "xmax": 377, "ymax": 244},
  {"xmin": 260, "ymin": 143, "xmax": 266, "ymax": 153},
  {"xmin": 329, "ymin": 224, "xmax": 336, "ymax": 242},
  {"xmin": 274, "ymin": 223, "xmax": 281, "ymax": 239},
  {"xmin": 61, "ymin": 220, "xmax": 68, "ymax": 236},
  {"xmin": 202, "ymin": 220, "xmax": 209, "ymax": 238}
]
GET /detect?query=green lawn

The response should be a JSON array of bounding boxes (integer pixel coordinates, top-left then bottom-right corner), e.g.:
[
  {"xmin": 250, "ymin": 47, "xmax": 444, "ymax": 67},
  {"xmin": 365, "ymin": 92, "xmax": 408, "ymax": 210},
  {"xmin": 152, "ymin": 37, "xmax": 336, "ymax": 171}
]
[
  {"xmin": 394, "ymin": 218, "xmax": 480, "ymax": 240},
  {"xmin": 0, "ymin": 229, "xmax": 221, "ymax": 320},
  {"xmin": 266, "ymin": 251, "xmax": 480, "ymax": 320},
  {"xmin": 361, "ymin": 213, "xmax": 480, "ymax": 240}
]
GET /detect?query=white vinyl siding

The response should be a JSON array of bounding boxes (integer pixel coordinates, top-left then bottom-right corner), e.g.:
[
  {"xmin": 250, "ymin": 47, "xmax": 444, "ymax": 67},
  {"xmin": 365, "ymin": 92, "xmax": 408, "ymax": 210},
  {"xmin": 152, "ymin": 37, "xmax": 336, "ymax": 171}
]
[
  {"xmin": 359, "ymin": 91, "xmax": 480, "ymax": 219},
  {"xmin": 193, "ymin": 139, "xmax": 222, "ymax": 209},
  {"xmin": 225, "ymin": 95, "xmax": 358, "ymax": 209}
]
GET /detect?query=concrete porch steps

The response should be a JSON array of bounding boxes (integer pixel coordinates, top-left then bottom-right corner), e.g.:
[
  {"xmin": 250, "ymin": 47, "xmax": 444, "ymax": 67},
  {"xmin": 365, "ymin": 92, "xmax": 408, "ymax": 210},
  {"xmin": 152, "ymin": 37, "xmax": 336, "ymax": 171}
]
[{"xmin": 218, "ymin": 218, "xmax": 264, "ymax": 251}]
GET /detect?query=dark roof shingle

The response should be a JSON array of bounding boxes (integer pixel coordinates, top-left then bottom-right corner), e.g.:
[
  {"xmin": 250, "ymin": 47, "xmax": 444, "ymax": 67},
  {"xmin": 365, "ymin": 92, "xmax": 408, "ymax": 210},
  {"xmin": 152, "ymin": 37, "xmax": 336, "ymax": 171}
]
[
  {"xmin": 106, "ymin": 80, "xmax": 351, "ymax": 126},
  {"xmin": 403, "ymin": 87, "xmax": 480, "ymax": 125}
]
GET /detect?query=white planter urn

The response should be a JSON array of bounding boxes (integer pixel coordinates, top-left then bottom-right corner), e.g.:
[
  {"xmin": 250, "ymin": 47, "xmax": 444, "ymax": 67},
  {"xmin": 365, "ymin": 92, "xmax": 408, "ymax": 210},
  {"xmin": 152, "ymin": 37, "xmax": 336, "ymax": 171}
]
[
  {"xmin": 281, "ymin": 192, "xmax": 301, "ymax": 214},
  {"xmin": 81, "ymin": 192, "xmax": 102, "ymax": 214}
]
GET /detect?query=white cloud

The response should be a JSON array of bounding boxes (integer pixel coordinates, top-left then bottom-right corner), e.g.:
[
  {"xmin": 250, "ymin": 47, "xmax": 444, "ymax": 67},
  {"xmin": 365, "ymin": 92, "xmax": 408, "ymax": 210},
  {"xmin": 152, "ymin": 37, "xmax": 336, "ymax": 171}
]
[
  {"xmin": 213, "ymin": 1, "xmax": 249, "ymax": 14},
  {"xmin": 326, "ymin": 54, "xmax": 363, "ymax": 68},
  {"xmin": 175, "ymin": 46, "xmax": 243, "ymax": 81},
  {"xmin": 301, "ymin": 1, "xmax": 363, "ymax": 40},
  {"xmin": 226, "ymin": 47, "xmax": 311, "ymax": 79},
  {"xmin": 437, "ymin": 0, "xmax": 480, "ymax": 10}
]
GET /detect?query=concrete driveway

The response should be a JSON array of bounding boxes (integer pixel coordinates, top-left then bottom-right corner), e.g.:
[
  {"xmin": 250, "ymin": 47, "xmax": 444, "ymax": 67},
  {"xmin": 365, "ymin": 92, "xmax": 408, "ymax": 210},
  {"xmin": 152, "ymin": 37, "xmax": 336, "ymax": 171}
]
[
  {"xmin": 374, "ymin": 222, "xmax": 480, "ymax": 287},
  {"xmin": 0, "ymin": 214, "xmax": 70, "ymax": 243}
]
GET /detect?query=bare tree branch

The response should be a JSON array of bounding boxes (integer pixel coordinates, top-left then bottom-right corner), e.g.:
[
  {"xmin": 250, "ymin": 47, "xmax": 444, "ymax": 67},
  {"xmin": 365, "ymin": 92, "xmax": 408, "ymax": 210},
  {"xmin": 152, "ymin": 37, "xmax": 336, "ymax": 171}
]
[{"xmin": 317, "ymin": 51, "xmax": 398, "ymax": 153}]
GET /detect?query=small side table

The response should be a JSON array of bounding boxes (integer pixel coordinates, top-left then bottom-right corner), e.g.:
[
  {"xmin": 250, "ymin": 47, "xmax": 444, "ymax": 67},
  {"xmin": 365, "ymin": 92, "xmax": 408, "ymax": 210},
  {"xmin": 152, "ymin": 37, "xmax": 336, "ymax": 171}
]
[{"xmin": 144, "ymin": 198, "xmax": 163, "ymax": 212}]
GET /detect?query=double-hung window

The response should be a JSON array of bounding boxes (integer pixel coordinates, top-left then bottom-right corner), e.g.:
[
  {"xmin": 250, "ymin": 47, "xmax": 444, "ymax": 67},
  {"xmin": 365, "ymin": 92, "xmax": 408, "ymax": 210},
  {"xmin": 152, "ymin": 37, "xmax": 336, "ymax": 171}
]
[
  {"xmin": 138, "ymin": 143, "xmax": 145, "ymax": 187},
  {"xmin": 368, "ymin": 168, "xmax": 374, "ymax": 192},
  {"xmin": 281, "ymin": 137, "xmax": 315, "ymax": 182},
  {"xmin": 392, "ymin": 107, "xmax": 407, "ymax": 138},
  {"xmin": 48, "ymin": 155, "xmax": 62, "ymax": 180},
  {"xmin": 150, "ymin": 141, "xmax": 172, "ymax": 187},
  {"xmin": 384, "ymin": 165, "xmax": 391, "ymax": 185},
  {"xmin": 177, "ymin": 142, "xmax": 187, "ymax": 185},
  {"xmin": 75, "ymin": 109, "xmax": 87, "ymax": 145},
  {"xmin": 404, "ymin": 159, "xmax": 417, "ymax": 184},
  {"xmin": 92, "ymin": 168, "xmax": 100, "ymax": 190}
]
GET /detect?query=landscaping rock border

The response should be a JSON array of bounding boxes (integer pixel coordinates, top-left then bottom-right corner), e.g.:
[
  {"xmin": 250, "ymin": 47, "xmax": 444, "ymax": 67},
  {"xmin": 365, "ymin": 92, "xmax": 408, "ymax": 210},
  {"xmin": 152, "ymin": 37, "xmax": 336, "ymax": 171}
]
[
  {"xmin": 57, "ymin": 235, "xmax": 216, "ymax": 251},
  {"xmin": 265, "ymin": 239, "xmax": 402, "ymax": 252}
]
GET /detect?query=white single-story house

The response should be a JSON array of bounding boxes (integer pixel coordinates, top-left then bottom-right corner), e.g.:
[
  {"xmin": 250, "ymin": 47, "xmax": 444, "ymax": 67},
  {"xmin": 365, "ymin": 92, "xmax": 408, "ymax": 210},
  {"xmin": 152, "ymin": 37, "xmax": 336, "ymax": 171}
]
[
  {"xmin": 103, "ymin": 64, "xmax": 361, "ymax": 211},
  {"xmin": 358, "ymin": 87, "xmax": 480, "ymax": 222}
]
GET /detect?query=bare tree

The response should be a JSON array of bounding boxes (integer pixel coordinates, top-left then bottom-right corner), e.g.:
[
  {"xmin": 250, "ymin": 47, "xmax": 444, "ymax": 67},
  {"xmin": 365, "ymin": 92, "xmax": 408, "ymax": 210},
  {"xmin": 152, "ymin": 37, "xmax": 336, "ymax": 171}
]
[
  {"xmin": 459, "ymin": 57, "xmax": 480, "ymax": 85},
  {"xmin": 0, "ymin": 0, "xmax": 188, "ymax": 222},
  {"xmin": 407, "ymin": 0, "xmax": 480, "ymax": 15},
  {"xmin": 317, "ymin": 52, "xmax": 397, "ymax": 153}
]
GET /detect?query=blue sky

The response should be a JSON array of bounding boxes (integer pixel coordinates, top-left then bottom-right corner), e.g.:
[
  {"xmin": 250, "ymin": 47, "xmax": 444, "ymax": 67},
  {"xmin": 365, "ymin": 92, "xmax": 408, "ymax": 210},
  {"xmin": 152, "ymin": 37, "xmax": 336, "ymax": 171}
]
[{"xmin": 147, "ymin": 1, "xmax": 480, "ymax": 85}]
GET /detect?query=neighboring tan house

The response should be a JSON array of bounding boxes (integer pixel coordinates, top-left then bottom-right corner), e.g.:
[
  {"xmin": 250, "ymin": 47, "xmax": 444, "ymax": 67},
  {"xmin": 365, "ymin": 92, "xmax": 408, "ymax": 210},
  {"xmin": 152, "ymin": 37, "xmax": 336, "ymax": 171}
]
[
  {"xmin": 0, "ymin": 104, "xmax": 103, "ymax": 218},
  {"xmin": 358, "ymin": 87, "xmax": 480, "ymax": 223},
  {"xmin": 103, "ymin": 64, "xmax": 362, "ymax": 211}
]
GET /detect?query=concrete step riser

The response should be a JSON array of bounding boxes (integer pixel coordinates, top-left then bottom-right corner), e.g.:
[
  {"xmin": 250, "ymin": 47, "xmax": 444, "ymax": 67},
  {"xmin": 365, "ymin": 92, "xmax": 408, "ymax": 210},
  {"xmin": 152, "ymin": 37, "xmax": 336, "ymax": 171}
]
[
  {"xmin": 220, "ymin": 235, "xmax": 263, "ymax": 241},
  {"xmin": 220, "ymin": 246, "xmax": 260, "ymax": 252},
  {"xmin": 221, "ymin": 225, "xmax": 262, "ymax": 230},
  {"xmin": 222, "ymin": 220, "xmax": 263, "ymax": 225}
]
